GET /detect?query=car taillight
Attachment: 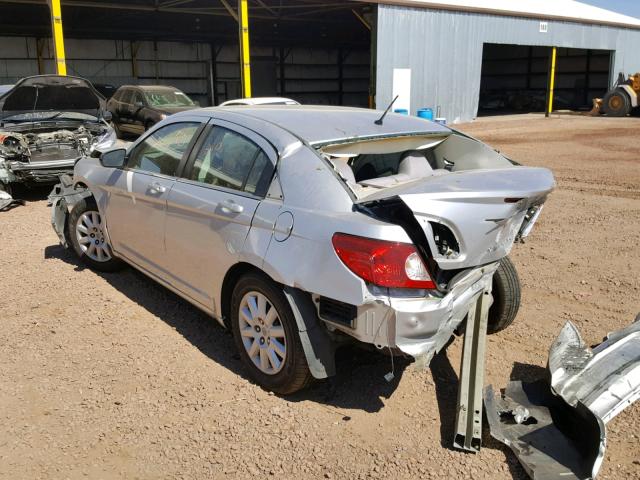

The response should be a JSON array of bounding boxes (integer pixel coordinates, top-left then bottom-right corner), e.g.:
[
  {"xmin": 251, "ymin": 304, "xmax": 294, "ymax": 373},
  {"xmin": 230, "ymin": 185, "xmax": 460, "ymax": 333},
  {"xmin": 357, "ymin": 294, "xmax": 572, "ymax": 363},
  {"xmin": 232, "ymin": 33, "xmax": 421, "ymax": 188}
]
[{"xmin": 332, "ymin": 233, "xmax": 436, "ymax": 289}]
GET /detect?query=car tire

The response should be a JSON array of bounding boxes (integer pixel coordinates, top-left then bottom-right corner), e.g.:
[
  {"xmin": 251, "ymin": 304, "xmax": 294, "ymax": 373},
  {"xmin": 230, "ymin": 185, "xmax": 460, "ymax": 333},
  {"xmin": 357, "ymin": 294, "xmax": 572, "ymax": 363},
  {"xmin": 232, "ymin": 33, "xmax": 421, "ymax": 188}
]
[
  {"xmin": 602, "ymin": 89, "xmax": 632, "ymax": 117},
  {"xmin": 67, "ymin": 197, "xmax": 124, "ymax": 272},
  {"xmin": 230, "ymin": 273, "xmax": 312, "ymax": 395},
  {"xmin": 487, "ymin": 256, "xmax": 521, "ymax": 334}
]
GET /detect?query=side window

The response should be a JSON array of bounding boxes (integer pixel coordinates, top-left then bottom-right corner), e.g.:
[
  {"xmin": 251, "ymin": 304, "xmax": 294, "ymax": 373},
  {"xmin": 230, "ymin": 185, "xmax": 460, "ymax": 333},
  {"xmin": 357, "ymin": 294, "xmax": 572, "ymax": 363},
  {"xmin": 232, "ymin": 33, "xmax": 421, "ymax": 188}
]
[
  {"xmin": 131, "ymin": 91, "xmax": 144, "ymax": 106},
  {"xmin": 127, "ymin": 122, "xmax": 200, "ymax": 176},
  {"xmin": 120, "ymin": 89, "xmax": 132, "ymax": 104},
  {"xmin": 188, "ymin": 126, "xmax": 273, "ymax": 195}
]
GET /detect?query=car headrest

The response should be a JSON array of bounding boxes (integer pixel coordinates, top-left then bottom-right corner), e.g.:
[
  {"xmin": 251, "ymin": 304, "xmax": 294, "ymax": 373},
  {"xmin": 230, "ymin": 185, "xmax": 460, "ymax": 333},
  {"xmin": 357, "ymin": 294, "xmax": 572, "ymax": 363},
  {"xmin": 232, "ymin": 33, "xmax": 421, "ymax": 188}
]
[{"xmin": 398, "ymin": 152, "xmax": 434, "ymax": 178}]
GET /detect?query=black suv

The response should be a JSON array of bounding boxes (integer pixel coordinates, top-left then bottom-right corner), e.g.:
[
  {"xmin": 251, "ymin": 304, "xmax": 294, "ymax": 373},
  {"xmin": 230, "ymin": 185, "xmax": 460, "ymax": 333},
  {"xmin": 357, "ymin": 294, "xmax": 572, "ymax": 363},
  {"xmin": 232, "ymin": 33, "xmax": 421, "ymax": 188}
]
[{"xmin": 107, "ymin": 85, "xmax": 198, "ymax": 138}]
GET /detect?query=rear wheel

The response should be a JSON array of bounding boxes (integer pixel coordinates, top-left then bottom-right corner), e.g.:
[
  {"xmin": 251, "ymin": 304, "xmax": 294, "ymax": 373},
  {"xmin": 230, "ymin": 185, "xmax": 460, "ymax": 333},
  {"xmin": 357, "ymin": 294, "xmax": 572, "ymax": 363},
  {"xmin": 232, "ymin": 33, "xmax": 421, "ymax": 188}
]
[
  {"xmin": 231, "ymin": 273, "xmax": 312, "ymax": 394},
  {"xmin": 602, "ymin": 89, "xmax": 632, "ymax": 117},
  {"xmin": 487, "ymin": 256, "xmax": 521, "ymax": 334},
  {"xmin": 68, "ymin": 198, "xmax": 124, "ymax": 272}
]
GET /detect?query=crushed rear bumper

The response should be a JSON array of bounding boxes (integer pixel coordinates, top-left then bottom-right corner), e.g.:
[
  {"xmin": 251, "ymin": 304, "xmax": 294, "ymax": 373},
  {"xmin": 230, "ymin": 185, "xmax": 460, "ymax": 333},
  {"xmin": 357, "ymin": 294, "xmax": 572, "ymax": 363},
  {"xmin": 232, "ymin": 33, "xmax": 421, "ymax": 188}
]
[{"xmin": 485, "ymin": 315, "xmax": 640, "ymax": 480}]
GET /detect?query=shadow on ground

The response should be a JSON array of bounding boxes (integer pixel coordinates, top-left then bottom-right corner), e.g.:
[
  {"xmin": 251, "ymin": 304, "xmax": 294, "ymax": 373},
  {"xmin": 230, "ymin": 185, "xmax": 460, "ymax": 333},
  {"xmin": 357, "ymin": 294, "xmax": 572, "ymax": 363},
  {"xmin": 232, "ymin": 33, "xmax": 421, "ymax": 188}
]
[{"xmin": 44, "ymin": 242, "xmax": 408, "ymax": 413}]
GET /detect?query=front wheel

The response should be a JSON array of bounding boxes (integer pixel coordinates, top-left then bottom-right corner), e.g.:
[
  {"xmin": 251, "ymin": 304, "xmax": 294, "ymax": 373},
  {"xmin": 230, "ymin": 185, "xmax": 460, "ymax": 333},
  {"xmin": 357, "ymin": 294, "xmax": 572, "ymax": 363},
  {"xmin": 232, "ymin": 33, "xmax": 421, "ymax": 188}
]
[
  {"xmin": 67, "ymin": 198, "xmax": 124, "ymax": 272},
  {"xmin": 487, "ymin": 256, "xmax": 521, "ymax": 334},
  {"xmin": 231, "ymin": 273, "xmax": 312, "ymax": 394},
  {"xmin": 602, "ymin": 89, "xmax": 632, "ymax": 117}
]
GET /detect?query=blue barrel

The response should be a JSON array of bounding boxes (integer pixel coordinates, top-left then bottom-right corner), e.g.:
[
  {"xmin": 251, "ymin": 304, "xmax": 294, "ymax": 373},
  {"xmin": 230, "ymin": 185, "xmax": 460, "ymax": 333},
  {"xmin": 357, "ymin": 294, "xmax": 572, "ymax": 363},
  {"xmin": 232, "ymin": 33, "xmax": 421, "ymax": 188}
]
[
  {"xmin": 393, "ymin": 108, "xmax": 408, "ymax": 115},
  {"xmin": 417, "ymin": 108, "xmax": 434, "ymax": 120}
]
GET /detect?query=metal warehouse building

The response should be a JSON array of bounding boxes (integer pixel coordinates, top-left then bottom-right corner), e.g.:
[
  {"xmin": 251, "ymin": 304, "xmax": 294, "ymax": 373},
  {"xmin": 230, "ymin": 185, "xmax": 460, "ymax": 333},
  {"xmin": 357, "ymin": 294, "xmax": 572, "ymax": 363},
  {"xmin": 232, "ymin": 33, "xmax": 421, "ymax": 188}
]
[{"xmin": 1, "ymin": 0, "xmax": 640, "ymax": 123}]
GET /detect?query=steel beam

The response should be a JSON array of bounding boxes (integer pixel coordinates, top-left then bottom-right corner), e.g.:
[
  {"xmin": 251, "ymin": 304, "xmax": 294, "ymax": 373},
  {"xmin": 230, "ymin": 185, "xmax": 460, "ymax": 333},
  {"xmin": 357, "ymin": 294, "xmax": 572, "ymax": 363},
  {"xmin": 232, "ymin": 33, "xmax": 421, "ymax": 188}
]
[
  {"xmin": 239, "ymin": 0, "xmax": 252, "ymax": 98},
  {"xmin": 453, "ymin": 285, "xmax": 491, "ymax": 453},
  {"xmin": 47, "ymin": 0, "xmax": 67, "ymax": 75},
  {"xmin": 546, "ymin": 46, "xmax": 557, "ymax": 117}
]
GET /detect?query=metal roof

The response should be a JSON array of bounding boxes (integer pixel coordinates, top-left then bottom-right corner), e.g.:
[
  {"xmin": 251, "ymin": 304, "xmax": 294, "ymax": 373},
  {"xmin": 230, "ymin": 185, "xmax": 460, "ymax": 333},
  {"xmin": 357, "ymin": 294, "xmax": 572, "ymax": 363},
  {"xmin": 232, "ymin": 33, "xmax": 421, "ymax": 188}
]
[{"xmin": 360, "ymin": 0, "xmax": 640, "ymax": 29}]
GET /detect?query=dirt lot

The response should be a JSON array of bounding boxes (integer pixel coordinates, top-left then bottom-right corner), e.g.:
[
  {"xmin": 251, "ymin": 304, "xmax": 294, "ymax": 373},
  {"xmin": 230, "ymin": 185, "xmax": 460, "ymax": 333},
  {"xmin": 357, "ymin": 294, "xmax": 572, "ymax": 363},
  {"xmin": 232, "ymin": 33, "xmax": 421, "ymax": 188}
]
[{"xmin": 1, "ymin": 114, "xmax": 639, "ymax": 479}]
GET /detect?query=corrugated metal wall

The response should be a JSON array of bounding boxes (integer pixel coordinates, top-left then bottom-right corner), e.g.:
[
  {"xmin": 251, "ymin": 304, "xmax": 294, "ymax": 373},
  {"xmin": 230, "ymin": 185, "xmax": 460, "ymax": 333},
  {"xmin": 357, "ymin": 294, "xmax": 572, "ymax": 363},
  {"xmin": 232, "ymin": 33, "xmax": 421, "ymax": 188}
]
[
  {"xmin": 0, "ymin": 37, "xmax": 370, "ymax": 108},
  {"xmin": 0, "ymin": 37, "xmax": 212, "ymax": 105},
  {"xmin": 376, "ymin": 4, "xmax": 640, "ymax": 123}
]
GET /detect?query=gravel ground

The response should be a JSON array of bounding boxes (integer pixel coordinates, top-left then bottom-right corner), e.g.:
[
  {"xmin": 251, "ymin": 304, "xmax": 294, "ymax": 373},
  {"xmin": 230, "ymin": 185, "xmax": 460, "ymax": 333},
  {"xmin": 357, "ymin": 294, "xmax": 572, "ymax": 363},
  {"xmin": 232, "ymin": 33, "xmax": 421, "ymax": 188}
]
[{"xmin": 1, "ymin": 114, "xmax": 639, "ymax": 479}]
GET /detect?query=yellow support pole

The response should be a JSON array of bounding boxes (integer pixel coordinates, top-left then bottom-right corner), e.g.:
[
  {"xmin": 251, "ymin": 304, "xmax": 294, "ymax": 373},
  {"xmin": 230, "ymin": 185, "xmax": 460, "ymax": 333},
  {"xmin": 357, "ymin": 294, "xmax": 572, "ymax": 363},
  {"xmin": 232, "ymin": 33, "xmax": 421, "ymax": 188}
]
[
  {"xmin": 238, "ymin": 0, "xmax": 251, "ymax": 98},
  {"xmin": 546, "ymin": 46, "xmax": 557, "ymax": 117},
  {"xmin": 48, "ymin": 0, "xmax": 67, "ymax": 75}
]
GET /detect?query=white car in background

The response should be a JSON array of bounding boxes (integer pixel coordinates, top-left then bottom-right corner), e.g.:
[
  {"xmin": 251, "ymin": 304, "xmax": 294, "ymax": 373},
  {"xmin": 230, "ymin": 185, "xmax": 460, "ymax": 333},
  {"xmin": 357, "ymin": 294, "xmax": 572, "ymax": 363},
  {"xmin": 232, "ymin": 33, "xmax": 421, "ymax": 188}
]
[{"xmin": 219, "ymin": 97, "xmax": 300, "ymax": 106}]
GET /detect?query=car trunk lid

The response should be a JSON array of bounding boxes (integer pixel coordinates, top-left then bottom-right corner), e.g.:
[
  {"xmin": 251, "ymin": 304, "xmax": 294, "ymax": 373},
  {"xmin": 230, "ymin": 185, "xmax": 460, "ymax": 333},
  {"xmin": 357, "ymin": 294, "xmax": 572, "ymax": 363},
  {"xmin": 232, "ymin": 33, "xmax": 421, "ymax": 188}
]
[{"xmin": 357, "ymin": 167, "xmax": 555, "ymax": 270}]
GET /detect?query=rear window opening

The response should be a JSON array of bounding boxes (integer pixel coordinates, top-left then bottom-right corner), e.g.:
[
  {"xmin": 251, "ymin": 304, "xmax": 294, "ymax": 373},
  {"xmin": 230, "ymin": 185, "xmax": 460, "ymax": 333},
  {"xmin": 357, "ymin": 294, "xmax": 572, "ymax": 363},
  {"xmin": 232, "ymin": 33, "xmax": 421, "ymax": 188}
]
[{"xmin": 319, "ymin": 132, "xmax": 514, "ymax": 199}]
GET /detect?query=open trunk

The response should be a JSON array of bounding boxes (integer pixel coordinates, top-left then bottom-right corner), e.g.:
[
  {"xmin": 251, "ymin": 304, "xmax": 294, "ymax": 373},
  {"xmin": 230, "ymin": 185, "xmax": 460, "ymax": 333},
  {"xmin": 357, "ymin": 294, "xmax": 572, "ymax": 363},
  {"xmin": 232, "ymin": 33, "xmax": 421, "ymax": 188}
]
[
  {"xmin": 358, "ymin": 167, "xmax": 553, "ymax": 270},
  {"xmin": 322, "ymin": 131, "xmax": 555, "ymax": 272}
]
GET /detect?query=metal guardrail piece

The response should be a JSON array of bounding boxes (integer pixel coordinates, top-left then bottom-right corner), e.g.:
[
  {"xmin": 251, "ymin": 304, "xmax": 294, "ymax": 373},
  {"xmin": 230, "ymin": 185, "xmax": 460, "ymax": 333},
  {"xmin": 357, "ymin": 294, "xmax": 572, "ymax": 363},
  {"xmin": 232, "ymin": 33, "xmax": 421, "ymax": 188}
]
[{"xmin": 453, "ymin": 285, "xmax": 491, "ymax": 453}]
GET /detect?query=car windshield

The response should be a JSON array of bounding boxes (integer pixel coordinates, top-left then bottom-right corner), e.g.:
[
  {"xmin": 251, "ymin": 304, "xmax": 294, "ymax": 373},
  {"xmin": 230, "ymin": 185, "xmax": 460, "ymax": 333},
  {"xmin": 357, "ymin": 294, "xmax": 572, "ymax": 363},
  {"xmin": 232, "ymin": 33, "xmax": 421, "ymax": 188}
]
[
  {"xmin": 0, "ymin": 111, "xmax": 98, "ymax": 122},
  {"xmin": 144, "ymin": 90, "xmax": 195, "ymax": 107}
]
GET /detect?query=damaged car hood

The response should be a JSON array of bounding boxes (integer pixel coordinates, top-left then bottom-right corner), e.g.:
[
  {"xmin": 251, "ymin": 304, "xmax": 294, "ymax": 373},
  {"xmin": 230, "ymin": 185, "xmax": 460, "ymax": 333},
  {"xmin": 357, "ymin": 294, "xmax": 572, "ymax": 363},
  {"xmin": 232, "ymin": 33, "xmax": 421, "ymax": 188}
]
[{"xmin": 0, "ymin": 75, "xmax": 106, "ymax": 120}]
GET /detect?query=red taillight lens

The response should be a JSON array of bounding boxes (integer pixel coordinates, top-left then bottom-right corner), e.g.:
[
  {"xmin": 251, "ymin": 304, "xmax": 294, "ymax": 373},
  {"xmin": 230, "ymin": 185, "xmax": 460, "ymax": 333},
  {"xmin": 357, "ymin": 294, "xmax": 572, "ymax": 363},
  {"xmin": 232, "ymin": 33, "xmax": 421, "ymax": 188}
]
[{"xmin": 332, "ymin": 233, "xmax": 436, "ymax": 289}]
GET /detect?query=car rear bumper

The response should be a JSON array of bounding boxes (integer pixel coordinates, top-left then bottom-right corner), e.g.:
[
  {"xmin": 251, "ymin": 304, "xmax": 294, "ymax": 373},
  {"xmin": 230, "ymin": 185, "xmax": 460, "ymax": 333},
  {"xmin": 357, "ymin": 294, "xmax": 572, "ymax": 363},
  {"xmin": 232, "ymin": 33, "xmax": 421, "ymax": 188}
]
[{"xmin": 317, "ymin": 262, "xmax": 499, "ymax": 360}]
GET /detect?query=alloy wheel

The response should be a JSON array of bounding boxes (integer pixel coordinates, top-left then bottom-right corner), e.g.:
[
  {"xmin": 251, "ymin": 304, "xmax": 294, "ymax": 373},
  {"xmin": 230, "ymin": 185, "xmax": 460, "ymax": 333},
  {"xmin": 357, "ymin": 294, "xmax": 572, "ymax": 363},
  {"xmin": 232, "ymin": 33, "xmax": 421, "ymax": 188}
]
[
  {"xmin": 75, "ymin": 210, "xmax": 112, "ymax": 263},
  {"xmin": 238, "ymin": 291, "xmax": 287, "ymax": 375}
]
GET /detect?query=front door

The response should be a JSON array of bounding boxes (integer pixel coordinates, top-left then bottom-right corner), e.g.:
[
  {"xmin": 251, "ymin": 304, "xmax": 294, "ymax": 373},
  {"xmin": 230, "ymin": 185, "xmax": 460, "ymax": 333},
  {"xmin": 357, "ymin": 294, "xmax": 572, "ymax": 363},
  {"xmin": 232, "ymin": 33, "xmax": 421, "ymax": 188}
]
[
  {"xmin": 164, "ymin": 120, "xmax": 276, "ymax": 310},
  {"xmin": 105, "ymin": 120, "xmax": 203, "ymax": 277}
]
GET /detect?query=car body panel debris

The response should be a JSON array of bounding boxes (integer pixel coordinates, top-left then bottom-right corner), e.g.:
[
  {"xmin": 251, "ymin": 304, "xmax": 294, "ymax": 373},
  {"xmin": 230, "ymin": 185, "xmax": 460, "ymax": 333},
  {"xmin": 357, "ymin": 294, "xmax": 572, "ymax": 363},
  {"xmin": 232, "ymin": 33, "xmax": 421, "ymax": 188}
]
[{"xmin": 485, "ymin": 315, "xmax": 640, "ymax": 480}]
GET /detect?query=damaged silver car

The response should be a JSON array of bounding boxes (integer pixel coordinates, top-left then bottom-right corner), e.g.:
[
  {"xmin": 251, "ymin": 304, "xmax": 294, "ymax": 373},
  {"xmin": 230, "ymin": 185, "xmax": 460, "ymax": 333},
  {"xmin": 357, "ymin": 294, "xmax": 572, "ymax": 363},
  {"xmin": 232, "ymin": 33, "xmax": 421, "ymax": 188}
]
[
  {"xmin": 50, "ymin": 106, "xmax": 554, "ymax": 394},
  {"xmin": 0, "ymin": 75, "xmax": 116, "ymax": 198}
]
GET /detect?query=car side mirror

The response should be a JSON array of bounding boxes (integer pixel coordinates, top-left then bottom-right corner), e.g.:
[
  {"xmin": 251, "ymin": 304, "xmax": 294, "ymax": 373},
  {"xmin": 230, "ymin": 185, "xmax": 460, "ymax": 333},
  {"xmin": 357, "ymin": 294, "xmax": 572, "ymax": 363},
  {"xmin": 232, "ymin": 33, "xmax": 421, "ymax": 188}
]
[
  {"xmin": 135, "ymin": 101, "xmax": 144, "ymax": 107},
  {"xmin": 99, "ymin": 148, "xmax": 127, "ymax": 168},
  {"xmin": 101, "ymin": 110, "xmax": 113, "ymax": 122}
]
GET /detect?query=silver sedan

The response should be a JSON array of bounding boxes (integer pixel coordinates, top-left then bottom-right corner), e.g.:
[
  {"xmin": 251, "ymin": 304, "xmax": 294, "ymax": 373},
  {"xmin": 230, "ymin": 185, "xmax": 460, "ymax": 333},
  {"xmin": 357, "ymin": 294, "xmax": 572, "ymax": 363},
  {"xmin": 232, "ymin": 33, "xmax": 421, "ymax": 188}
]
[{"xmin": 50, "ymin": 106, "xmax": 555, "ymax": 394}]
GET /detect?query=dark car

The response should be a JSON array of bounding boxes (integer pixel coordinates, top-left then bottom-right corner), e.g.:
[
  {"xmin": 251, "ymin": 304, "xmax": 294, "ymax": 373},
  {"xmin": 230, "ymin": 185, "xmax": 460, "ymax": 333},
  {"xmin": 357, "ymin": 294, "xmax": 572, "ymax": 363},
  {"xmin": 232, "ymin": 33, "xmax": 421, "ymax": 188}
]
[
  {"xmin": 93, "ymin": 83, "xmax": 117, "ymax": 100},
  {"xmin": 107, "ymin": 85, "xmax": 198, "ymax": 138}
]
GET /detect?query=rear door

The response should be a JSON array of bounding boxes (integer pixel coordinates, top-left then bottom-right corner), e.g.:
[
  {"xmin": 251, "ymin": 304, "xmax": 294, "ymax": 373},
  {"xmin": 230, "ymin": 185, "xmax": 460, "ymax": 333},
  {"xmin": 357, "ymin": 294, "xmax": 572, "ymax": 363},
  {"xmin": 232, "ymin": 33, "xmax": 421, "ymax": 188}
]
[
  {"xmin": 164, "ymin": 120, "xmax": 276, "ymax": 310},
  {"xmin": 105, "ymin": 120, "xmax": 204, "ymax": 277},
  {"xmin": 130, "ymin": 90, "xmax": 147, "ymax": 135},
  {"xmin": 116, "ymin": 88, "xmax": 132, "ymax": 132}
]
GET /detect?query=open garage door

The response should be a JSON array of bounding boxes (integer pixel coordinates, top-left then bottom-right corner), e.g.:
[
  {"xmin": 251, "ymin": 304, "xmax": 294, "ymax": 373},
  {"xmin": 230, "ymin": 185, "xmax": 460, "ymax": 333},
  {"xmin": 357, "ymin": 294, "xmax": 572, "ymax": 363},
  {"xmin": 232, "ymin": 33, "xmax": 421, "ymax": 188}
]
[{"xmin": 478, "ymin": 43, "xmax": 612, "ymax": 115}]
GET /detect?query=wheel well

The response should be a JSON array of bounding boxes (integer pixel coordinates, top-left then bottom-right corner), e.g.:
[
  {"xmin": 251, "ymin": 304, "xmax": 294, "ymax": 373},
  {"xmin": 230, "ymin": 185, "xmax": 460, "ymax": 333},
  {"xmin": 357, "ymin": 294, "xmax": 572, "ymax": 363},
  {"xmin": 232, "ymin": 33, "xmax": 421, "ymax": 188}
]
[{"xmin": 220, "ymin": 262, "xmax": 266, "ymax": 328}]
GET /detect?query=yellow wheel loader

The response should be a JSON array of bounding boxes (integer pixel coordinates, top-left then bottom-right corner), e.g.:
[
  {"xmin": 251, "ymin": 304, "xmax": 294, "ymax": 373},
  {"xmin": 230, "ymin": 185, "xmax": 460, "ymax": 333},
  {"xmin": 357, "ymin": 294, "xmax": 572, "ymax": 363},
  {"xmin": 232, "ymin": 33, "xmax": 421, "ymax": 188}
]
[{"xmin": 600, "ymin": 72, "xmax": 640, "ymax": 117}]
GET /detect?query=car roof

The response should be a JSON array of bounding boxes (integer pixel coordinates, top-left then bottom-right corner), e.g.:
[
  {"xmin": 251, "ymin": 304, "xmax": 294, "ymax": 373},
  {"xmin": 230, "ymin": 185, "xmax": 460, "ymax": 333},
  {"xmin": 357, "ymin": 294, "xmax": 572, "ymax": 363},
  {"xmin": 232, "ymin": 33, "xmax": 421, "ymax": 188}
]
[
  {"xmin": 202, "ymin": 105, "xmax": 450, "ymax": 146},
  {"xmin": 118, "ymin": 85, "xmax": 180, "ymax": 91},
  {"xmin": 220, "ymin": 97, "xmax": 299, "ymax": 106}
]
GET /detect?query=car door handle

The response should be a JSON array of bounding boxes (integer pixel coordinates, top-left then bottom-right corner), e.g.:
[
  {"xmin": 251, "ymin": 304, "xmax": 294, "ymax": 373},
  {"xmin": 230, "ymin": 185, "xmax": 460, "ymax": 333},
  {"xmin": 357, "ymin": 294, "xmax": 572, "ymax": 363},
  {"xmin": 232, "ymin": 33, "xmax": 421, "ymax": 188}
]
[
  {"xmin": 221, "ymin": 199, "xmax": 244, "ymax": 214},
  {"xmin": 148, "ymin": 181, "xmax": 167, "ymax": 194}
]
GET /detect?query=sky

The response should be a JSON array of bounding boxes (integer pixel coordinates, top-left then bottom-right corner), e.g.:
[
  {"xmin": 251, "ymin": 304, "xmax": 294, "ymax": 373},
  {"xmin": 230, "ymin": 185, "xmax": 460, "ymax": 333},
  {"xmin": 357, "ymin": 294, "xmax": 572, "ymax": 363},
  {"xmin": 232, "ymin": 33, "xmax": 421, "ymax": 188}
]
[{"xmin": 581, "ymin": 0, "xmax": 640, "ymax": 19}]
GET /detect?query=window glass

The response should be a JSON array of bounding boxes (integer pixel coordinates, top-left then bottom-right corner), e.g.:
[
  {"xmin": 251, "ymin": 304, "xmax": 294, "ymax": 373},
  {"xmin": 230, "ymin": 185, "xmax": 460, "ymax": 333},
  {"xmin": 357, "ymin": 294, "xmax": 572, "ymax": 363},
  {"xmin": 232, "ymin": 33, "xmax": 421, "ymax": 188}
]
[
  {"xmin": 144, "ymin": 89, "xmax": 195, "ymax": 107},
  {"xmin": 244, "ymin": 151, "xmax": 270, "ymax": 194},
  {"xmin": 189, "ymin": 127, "xmax": 271, "ymax": 194},
  {"xmin": 131, "ymin": 91, "xmax": 144, "ymax": 106},
  {"xmin": 128, "ymin": 122, "xmax": 199, "ymax": 176},
  {"xmin": 119, "ymin": 89, "xmax": 132, "ymax": 104}
]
